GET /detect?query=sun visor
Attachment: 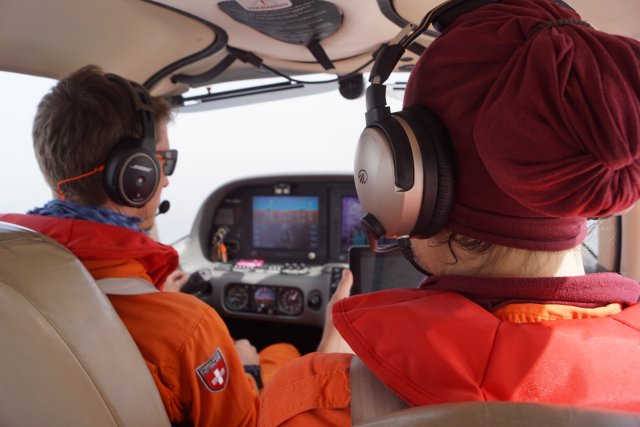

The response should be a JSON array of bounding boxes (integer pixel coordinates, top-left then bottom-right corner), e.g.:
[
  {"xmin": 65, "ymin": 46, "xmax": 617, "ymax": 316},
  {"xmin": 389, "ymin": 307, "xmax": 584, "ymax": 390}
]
[{"xmin": 0, "ymin": 0, "xmax": 217, "ymax": 92}]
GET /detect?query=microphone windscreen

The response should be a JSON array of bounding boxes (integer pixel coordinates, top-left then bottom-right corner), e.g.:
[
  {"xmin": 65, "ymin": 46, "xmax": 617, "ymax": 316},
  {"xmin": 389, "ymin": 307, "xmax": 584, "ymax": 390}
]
[{"xmin": 157, "ymin": 200, "xmax": 170, "ymax": 215}]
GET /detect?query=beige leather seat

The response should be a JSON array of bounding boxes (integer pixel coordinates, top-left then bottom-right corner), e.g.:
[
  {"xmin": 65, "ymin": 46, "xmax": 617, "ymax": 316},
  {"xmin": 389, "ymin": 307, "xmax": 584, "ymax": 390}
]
[
  {"xmin": 355, "ymin": 401, "xmax": 640, "ymax": 427},
  {"xmin": 0, "ymin": 222, "xmax": 170, "ymax": 427}
]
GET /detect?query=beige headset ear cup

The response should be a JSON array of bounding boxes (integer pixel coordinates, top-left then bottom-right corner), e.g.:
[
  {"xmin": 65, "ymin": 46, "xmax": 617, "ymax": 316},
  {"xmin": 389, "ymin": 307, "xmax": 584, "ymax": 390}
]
[
  {"xmin": 354, "ymin": 106, "xmax": 454, "ymax": 239},
  {"xmin": 354, "ymin": 124, "xmax": 423, "ymax": 237}
]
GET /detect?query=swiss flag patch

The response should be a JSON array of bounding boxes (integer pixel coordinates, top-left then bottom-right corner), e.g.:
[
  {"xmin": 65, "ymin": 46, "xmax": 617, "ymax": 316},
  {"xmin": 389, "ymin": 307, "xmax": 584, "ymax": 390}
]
[{"xmin": 196, "ymin": 348, "xmax": 229, "ymax": 392}]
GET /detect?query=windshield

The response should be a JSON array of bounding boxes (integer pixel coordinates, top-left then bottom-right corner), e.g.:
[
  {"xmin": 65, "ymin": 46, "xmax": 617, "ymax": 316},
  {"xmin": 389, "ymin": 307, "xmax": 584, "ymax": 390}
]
[{"xmin": 1, "ymin": 71, "xmax": 405, "ymax": 244}]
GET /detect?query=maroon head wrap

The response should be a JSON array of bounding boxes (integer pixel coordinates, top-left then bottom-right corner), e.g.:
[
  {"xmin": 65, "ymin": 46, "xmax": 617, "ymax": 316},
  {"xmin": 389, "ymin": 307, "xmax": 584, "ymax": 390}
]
[{"xmin": 404, "ymin": 0, "xmax": 640, "ymax": 250}]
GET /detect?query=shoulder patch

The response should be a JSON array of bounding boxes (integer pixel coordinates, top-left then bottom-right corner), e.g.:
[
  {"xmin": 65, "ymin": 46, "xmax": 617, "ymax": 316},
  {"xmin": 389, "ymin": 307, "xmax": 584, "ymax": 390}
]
[{"xmin": 196, "ymin": 348, "xmax": 229, "ymax": 392}]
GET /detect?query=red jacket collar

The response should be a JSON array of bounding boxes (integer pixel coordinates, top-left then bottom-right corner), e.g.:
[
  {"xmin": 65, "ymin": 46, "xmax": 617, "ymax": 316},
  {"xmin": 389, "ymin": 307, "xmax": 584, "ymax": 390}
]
[
  {"xmin": 421, "ymin": 273, "xmax": 640, "ymax": 309},
  {"xmin": 0, "ymin": 214, "xmax": 178, "ymax": 287}
]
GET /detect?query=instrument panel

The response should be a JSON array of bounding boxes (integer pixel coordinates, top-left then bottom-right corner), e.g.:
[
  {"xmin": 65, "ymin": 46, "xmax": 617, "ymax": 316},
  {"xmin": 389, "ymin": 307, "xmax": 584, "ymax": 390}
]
[
  {"xmin": 176, "ymin": 175, "xmax": 361, "ymax": 327},
  {"xmin": 224, "ymin": 284, "xmax": 304, "ymax": 316}
]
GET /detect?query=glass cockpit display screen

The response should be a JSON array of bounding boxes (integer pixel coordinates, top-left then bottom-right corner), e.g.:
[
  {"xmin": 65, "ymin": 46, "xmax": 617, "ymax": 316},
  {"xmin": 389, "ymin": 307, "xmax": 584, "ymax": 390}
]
[
  {"xmin": 252, "ymin": 196, "xmax": 319, "ymax": 250},
  {"xmin": 340, "ymin": 196, "xmax": 367, "ymax": 253}
]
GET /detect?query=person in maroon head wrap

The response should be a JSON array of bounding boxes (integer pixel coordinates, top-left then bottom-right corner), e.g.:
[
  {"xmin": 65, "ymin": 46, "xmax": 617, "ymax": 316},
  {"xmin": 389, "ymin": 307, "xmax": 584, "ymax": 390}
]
[{"xmin": 258, "ymin": 1, "xmax": 640, "ymax": 426}]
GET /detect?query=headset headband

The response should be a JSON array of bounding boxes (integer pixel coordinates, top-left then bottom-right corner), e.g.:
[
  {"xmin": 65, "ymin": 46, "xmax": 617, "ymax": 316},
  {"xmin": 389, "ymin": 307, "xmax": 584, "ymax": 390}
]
[
  {"xmin": 370, "ymin": 0, "xmax": 500, "ymax": 87},
  {"xmin": 105, "ymin": 73, "xmax": 156, "ymax": 153}
]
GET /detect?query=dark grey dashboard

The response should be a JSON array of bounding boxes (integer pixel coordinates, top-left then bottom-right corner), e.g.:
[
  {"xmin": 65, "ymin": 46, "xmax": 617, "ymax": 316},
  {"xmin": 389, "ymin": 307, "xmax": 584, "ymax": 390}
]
[{"xmin": 175, "ymin": 175, "xmax": 366, "ymax": 328}]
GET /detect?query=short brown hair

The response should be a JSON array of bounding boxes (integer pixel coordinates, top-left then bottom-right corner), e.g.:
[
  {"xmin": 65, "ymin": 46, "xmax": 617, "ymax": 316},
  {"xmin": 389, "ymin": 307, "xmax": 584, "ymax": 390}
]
[{"xmin": 33, "ymin": 65, "xmax": 172, "ymax": 205}]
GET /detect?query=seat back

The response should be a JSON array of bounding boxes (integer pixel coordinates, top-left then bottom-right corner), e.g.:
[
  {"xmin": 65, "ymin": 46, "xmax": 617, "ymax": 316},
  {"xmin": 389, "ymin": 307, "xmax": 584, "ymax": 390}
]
[
  {"xmin": 0, "ymin": 222, "xmax": 170, "ymax": 427},
  {"xmin": 354, "ymin": 401, "xmax": 640, "ymax": 427}
]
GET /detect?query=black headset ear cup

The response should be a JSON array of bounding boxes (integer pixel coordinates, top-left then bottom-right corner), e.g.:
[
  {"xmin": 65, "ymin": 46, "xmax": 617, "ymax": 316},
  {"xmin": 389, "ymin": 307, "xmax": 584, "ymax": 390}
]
[
  {"xmin": 103, "ymin": 139, "xmax": 160, "ymax": 207},
  {"xmin": 396, "ymin": 106, "xmax": 455, "ymax": 237},
  {"xmin": 103, "ymin": 74, "xmax": 159, "ymax": 208}
]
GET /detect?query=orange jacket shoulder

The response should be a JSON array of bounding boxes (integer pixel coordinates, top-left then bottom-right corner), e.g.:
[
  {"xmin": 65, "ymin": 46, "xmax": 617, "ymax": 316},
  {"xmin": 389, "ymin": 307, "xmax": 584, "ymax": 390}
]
[{"xmin": 109, "ymin": 292, "xmax": 259, "ymax": 426}]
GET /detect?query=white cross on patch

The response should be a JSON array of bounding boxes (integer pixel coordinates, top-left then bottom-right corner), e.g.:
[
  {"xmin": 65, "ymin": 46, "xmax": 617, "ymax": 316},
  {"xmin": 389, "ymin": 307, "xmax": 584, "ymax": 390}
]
[{"xmin": 213, "ymin": 368, "xmax": 226, "ymax": 385}]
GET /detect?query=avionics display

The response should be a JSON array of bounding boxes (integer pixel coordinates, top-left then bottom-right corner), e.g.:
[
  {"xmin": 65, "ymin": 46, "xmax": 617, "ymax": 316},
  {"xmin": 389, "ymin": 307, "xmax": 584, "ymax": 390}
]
[
  {"xmin": 252, "ymin": 196, "xmax": 319, "ymax": 250},
  {"xmin": 340, "ymin": 196, "xmax": 367, "ymax": 253}
]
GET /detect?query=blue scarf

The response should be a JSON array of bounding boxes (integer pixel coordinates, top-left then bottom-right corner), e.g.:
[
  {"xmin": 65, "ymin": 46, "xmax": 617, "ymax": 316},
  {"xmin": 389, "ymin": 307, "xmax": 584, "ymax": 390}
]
[{"xmin": 28, "ymin": 200, "xmax": 142, "ymax": 232}]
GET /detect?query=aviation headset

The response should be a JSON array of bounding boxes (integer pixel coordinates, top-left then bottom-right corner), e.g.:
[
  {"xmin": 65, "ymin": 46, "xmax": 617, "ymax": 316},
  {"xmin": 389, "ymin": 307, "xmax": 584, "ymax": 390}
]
[
  {"xmin": 102, "ymin": 73, "xmax": 161, "ymax": 207},
  {"xmin": 354, "ymin": 0, "xmax": 575, "ymax": 243}
]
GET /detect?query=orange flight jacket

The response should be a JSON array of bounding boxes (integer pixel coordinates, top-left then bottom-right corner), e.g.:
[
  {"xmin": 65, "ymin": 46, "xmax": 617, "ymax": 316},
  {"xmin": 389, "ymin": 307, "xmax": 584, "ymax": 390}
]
[
  {"xmin": 259, "ymin": 276, "xmax": 640, "ymax": 427},
  {"xmin": 0, "ymin": 214, "xmax": 274, "ymax": 426}
]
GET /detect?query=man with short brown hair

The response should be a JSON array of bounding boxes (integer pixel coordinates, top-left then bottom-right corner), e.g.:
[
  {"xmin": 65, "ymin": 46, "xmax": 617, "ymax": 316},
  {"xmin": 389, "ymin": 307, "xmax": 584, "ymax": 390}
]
[{"xmin": 1, "ymin": 65, "xmax": 262, "ymax": 426}]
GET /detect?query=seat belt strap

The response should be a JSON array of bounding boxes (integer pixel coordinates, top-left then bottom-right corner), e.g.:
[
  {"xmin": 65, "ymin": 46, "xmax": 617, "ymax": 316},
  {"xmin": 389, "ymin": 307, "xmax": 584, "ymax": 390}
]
[
  {"xmin": 96, "ymin": 277, "xmax": 159, "ymax": 295},
  {"xmin": 350, "ymin": 356, "xmax": 409, "ymax": 425}
]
